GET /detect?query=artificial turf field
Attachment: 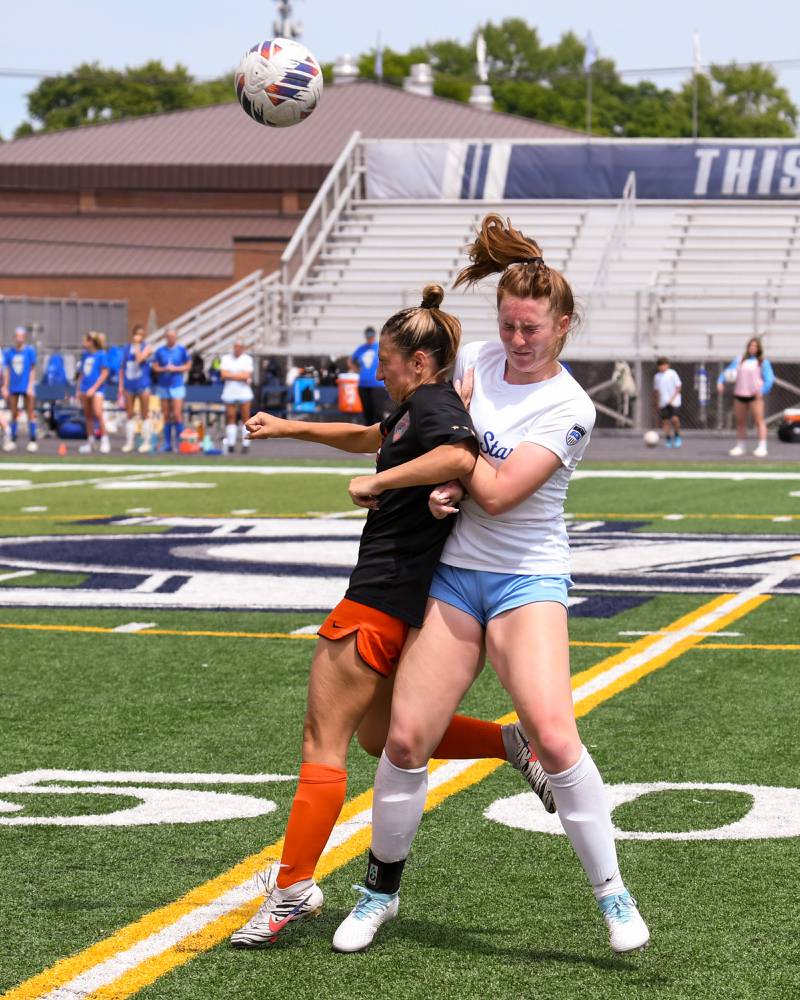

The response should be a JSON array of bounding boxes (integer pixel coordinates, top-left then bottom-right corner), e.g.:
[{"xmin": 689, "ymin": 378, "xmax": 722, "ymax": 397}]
[{"xmin": 0, "ymin": 456, "xmax": 798, "ymax": 1000}]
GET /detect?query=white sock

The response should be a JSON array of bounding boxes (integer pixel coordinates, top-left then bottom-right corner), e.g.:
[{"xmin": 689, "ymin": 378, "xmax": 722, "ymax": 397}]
[
  {"xmin": 370, "ymin": 751, "xmax": 428, "ymax": 864},
  {"xmin": 125, "ymin": 418, "xmax": 136, "ymax": 447},
  {"xmin": 225, "ymin": 423, "xmax": 237, "ymax": 448},
  {"xmin": 544, "ymin": 746, "xmax": 625, "ymax": 900},
  {"xmin": 141, "ymin": 419, "xmax": 151, "ymax": 442}
]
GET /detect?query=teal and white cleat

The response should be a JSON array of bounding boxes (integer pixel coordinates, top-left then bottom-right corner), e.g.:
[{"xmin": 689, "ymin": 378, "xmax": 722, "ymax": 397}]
[
  {"xmin": 332, "ymin": 885, "xmax": 399, "ymax": 953},
  {"xmin": 502, "ymin": 723, "xmax": 556, "ymax": 813},
  {"xmin": 230, "ymin": 862, "xmax": 324, "ymax": 948},
  {"xmin": 598, "ymin": 890, "xmax": 650, "ymax": 953}
]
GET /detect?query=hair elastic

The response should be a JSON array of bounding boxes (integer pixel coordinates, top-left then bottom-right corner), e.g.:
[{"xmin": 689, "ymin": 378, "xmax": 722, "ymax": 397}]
[{"xmin": 510, "ymin": 256, "xmax": 545, "ymax": 266}]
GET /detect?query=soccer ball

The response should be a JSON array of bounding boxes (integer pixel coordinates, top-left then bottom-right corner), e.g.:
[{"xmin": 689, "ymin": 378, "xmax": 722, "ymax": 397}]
[
  {"xmin": 644, "ymin": 430, "xmax": 660, "ymax": 447},
  {"xmin": 235, "ymin": 38, "xmax": 323, "ymax": 128}
]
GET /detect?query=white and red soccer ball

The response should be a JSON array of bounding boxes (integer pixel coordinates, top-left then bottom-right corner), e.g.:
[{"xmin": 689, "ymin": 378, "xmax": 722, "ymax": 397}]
[{"xmin": 235, "ymin": 37, "xmax": 323, "ymax": 128}]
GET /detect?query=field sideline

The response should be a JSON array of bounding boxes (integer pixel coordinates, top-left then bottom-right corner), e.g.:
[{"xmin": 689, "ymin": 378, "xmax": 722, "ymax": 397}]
[{"xmin": 0, "ymin": 458, "xmax": 797, "ymax": 1000}]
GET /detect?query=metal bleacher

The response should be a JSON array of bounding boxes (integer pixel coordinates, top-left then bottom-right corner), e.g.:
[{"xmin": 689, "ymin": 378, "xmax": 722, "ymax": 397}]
[{"xmin": 153, "ymin": 135, "xmax": 800, "ymax": 368}]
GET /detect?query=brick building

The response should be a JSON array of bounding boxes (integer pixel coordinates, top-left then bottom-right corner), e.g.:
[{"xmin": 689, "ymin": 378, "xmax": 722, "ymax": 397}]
[{"xmin": 0, "ymin": 81, "xmax": 575, "ymax": 336}]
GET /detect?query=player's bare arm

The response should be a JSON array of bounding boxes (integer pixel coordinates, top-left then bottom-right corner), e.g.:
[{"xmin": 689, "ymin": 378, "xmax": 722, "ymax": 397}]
[
  {"xmin": 245, "ymin": 411, "xmax": 382, "ymax": 454},
  {"xmin": 459, "ymin": 440, "xmax": 562, "ymax": 516},
  {"xmin": 348, "ymin": 441, "xmax": 476, "ymax": 509}
]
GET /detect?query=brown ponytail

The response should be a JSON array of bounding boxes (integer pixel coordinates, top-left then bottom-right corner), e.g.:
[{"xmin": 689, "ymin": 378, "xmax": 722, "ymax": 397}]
[
  {"xmin": 454, "ymin": 214, "xmax": 577, "ymax": 356},
  {"xmin": 381, "ymin": 282, "xmax": 461, "ymax": 380}
]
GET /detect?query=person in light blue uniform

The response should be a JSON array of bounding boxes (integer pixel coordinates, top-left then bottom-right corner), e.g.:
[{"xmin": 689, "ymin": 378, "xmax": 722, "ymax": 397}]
[
  {"xmin": 151, "ymin": 328, "xmax": 190, "ymax": 452},
  {"xmin": 2, "ymin": 327, "xmax": 38, "ymax": 452},
  {"xmin": 76, "ymin": 331, "xmax": 110, "ymax": 453},
  {"xmin": 350, "ymin": 326, "xmax": 390, "ymax": 426},
  {"xmin": 118, "ymin": 324, "xmax": 154, "ymax": 453}
]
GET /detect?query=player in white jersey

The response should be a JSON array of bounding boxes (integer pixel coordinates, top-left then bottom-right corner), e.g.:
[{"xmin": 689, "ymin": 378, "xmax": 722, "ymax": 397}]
[
  {"xmin": 220, "ymin": 340, "xmax": 255, "ymax": 453},
  {"xmin": 334, "ymin": 214, "xmax": 649, "ymax": 956}
]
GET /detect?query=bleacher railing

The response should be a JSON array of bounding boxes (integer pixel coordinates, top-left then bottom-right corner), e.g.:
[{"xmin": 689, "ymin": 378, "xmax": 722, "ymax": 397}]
[
  {"xmin": 280, "ymin": 131, "xmax": 365, "ymax": 348},
  {"xmin": 150, "ymin": 270, "xmax": 282, "ymax": 357},
  {"xmin": 586, "ymin": 170, "xmax": 636, "ymax": 318}
]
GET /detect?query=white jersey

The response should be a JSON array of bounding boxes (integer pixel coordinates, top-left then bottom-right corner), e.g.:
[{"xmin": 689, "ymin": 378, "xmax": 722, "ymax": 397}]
[
  {"xmin": 442, "ymin": 341, "xmax": 595, "ymax": 576},
  {"xmin": 653, "ymin": 368, "xmax": 682, "ymax": 408},
  {"xmin": 220, "ymin": 352, "xmax": 254, "ymax": 403}
]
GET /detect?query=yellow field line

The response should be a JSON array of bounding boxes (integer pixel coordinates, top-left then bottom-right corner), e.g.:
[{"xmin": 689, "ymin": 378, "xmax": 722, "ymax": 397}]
[
  {"xmin": 0, "ymin": 622, "xmax": 632, "ymax": 648},
  {"xmin": 2, "ymin": 588, "xmax": 771, "ymax": 1000}
]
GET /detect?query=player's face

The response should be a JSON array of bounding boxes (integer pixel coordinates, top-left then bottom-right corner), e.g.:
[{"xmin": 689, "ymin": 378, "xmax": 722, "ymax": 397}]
[
  {"xmin": 747, "ymin": 340, "xmax": 759, "ymax": 356},
  {"xmin": 498, "ymin": 295, "xmax": 568, "ymax": 381},
  {"xmin": 166, "ymin": 331, "xmax": 177, "ymax": 348},
  {"xmin": 377, "ymin": 336, "xmax": 423, "ymax": 402},
  {"xmin": 13, "ymin": 331, "xmax": 25, "ymax": 349}
]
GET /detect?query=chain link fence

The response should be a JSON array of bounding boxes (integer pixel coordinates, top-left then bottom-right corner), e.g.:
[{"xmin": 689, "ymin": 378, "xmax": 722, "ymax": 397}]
[{"xmin": 572, "ymin": 359, "xmax": 800, "ymax": 432}]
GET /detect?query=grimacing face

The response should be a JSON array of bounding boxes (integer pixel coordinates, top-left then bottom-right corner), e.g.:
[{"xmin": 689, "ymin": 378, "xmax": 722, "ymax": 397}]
[{"xmin": 497, "ymin": 295, "xmax": 568, "ymax": 380}]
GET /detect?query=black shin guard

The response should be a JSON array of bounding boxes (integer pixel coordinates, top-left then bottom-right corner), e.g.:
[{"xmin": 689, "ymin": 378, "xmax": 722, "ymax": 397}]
[{"xmin": 365, "ymin": 849, "xmax": 406, "ymax": 894}]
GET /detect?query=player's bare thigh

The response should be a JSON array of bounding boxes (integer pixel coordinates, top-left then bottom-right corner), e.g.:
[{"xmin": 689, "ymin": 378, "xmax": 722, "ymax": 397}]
[
  {"xmin": 486, "ymin": 601, "xmax": 580, "ymax": 773},
  {"xmin": 303, "ymin": 634, "xmax": 389, "ymax": 769},
  {"xmin": 386, "ymin": 598, "xmax": 484, "ymax": 769}
]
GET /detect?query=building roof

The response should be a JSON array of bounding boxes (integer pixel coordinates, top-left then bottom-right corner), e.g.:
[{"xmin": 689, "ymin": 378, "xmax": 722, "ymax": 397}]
[
  {"xmin": 0, "ymin": 214, "xmax": 297, "ymax": 277},
  {"xmin": 0, "ymin": 81, "xmax": 577, "ymax": 192}
]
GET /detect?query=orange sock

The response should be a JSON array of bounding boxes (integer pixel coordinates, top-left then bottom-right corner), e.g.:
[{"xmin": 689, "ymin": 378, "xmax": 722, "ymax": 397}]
[
  {"xmin": 432, "ymin": 714, "xmax": 507, "ymax": 761},
  {"xmin": 277, "ymin": 761, "xmax": 347, "ymax": 888}
]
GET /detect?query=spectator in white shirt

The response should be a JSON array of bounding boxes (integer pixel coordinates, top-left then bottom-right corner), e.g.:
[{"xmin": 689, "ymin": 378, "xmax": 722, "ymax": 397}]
[
  {"xmin": 220, "ymin": 340, "xmax": 255, "ymax": 453},
  {"xmin": 653, "ymin": 356, "xmax": 682, "ymax": 448}
]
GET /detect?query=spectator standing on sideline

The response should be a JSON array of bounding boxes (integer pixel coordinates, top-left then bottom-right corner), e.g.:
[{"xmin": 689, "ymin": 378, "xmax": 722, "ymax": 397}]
[
  {"xmin": 76, "ymin": 332, "xmax": 110, "ymax": 454},
  {"xmin": 119, "ymin": 324, "xmax": 153, "ymax": 453},
  {"xmin": 220, "ymin": 340, "xmax": 255, "ymax": 454},
  {"xmin": 717, "ymin": 337, "xmax": 774, "ymax": 458},
  {"xmin": 653, "ymin": 357, "xmax": 682, "ymax": 448},
  {"xmin": 2, "ymin": 326, "xmax": 38, "ymax": 452},
  {"xmin": 151, "ymin": 329, "xmax": 190, "ymax": 452},
  {"xmin": 350, "ymin": 326, "xmax": 389, "ymax": 425}
]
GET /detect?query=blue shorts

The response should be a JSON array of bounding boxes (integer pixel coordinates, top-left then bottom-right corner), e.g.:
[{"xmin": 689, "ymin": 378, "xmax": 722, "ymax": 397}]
[
  {"xmin": 429, "ymin": 563, "xmax": 572, "ymax": 626},
  {"xmin": 124, "ymin": 379, "xmax": 151, "ymax": 395},
  {"xmin": 156, "ymin": 384, "xmax": 186, "ymax": 400}
]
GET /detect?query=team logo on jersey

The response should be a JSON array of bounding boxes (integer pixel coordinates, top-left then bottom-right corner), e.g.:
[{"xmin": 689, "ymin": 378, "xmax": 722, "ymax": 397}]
[
  {"xmin": 392, "ymin": 412, "xmax": 411, "ymax": 443},
  {"xmin": 566, "ymin": 423, "xmax": 587, "ymax": 446}
]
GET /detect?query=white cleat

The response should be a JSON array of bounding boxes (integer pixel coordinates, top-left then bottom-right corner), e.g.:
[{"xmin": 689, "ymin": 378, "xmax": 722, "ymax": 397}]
[
  {"xmin": 332, "ymin": 885, "xmax": 399, "ymax": 953},
  {"xmin": 502, "ymin": 723, "xmax": 556, "ymax": 813},
  {"xmin": 3, "ymin": 440, "xmax": 17, "ymax": 452},
  {"xmin": 99, "ymin": 436, "xmax": 111, "ymax": 454},
  {"xmin": 598, "ymin": 890, "xmax": 650, "ymax": 953},
  {"xmin": 753, "ymin": 443, "xmax": 768, "ymax": 458},
  {"xmin": 78, "ymin": 442, "xmax": 94, "ymax": 454},
  {"xmin": 26, "ymin": 441, "xmax": 38, "ymax": 453},
  {"xmin": 137, "ymin": 442, "xmax": 152, "ymax": 454},
  {"xmin": 728, "ymin": 443, "xmax": 745, "ymax": 457},
  {"xmin": 230, "ymin": 863, "xmax": 323, "ymax": 948},
  {"xmin": 121, "ymin": 443, "xmax": 135, "ymax": 453}
]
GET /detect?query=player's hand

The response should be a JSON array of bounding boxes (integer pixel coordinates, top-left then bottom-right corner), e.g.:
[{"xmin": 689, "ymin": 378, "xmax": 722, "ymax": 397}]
[
  {"xmin": 454, "ymin": 366, "xmax": 475, "ymax": 410},
  {"xmin": 429, "ymin": 479, "xmax": 464, "ymax": 519},
  {"xmin": 244, "ymin": 411, "xmax": 284, "ymax": 439},
  {"xmin": 86, "ymin": 388, "xmax": 95, "ymax": 398},
  {"xmin": 348, "ymin": 474, "xmax": 382, "ymax": 510}
]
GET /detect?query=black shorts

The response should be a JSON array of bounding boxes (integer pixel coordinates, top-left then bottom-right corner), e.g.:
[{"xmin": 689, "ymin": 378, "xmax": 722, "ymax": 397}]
[
  {"xmin": 659, "ymin": 404, "xmax": 679, "ymax": 420},
  {"xmin": 734, "ymin": 394, "xmax": 755, "ymax": 404}
]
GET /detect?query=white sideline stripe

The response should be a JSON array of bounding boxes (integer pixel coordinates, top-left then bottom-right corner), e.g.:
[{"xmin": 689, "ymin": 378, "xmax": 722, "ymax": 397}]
[
  {"xmin": 4, "ymin": 462, "xmax": 800, "ymax": 481},
  {"xmin": 618, "ymin": 630, "xmax": 743, "ymax": 638},
  {"xmin": 0, "ymin": 471, "xmax": 181, "ymax": 494},
  {"xmin": 133, "ymin": 574, "xmax": 174, "ymax": 594},
  {"xmin": 111, "ymin": 623, "xmax": 158, "ymax": 634},
  {"xmin": 0, "ymin": 569, "xmax": 36, "ymax": 584},
  {"xmin": 32, "ymin": 567, "xmax": 795, "ymax": 1000}
]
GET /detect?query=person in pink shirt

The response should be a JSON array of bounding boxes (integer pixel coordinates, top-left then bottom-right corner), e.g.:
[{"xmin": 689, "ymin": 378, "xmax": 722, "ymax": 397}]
[{"xmin": 717, "ymin": 337, "xmax": 775, "ymax": 457}]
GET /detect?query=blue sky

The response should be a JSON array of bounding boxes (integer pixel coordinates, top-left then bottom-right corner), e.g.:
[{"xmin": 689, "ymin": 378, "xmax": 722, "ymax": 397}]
[{"xmin": 2, "ymin": 0, "xmax": 799, "ymax": 138}]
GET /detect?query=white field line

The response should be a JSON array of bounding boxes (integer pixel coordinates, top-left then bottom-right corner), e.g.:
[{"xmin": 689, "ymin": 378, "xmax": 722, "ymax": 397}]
[
  {"xmin": 26, "ymin": 564, "xmax": 797, "ymax": 1000},
  {"xmin": 618, "ymin": 630, "xmax": 743, "ymax": 638},
  {"xmin": 111, "ymin": 623, "xmax": 158, "ymax": 634},
  {"xmin": 0, "ymin": 471, "xmax": 182, "ymax": 495},
  {"xmin": 3, "ymin": 462, "xmax": 800, "ymax": 481},
  {"xmin": 0, "ymin": 569, "xmax": 36, "ymax": 583}
]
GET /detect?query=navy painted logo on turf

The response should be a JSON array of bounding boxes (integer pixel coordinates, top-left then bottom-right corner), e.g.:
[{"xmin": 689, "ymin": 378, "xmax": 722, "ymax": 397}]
[{"xmin": 566, "ymin": 423, "xmax": 587, "ymax": 447}]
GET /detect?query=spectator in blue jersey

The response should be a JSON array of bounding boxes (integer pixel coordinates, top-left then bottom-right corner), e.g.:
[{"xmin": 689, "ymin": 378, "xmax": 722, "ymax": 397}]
[
  {"xmin": 350, "ymin": 326, "xmax": 390, "ymax": 425},
  {"xmin": 118, "ymin": 324, "xmax": 154, "ymax": 453},
  {"xmin": 151, "ymin": 328, "xmax": 190, "ymax": 452},
  {"xmin": 2, "ymin": 326, "xmax": 38, "ymax": 453},
  {"xmin": 76, "ymin": 332, "xmax": 110, "ymax": 454}
]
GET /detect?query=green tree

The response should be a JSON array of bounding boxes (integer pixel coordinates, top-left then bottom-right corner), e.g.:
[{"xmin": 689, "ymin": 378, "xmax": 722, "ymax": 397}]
[{"xmin": 16, "ymin": 61, "xmax": 235, "ymax": 136}]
